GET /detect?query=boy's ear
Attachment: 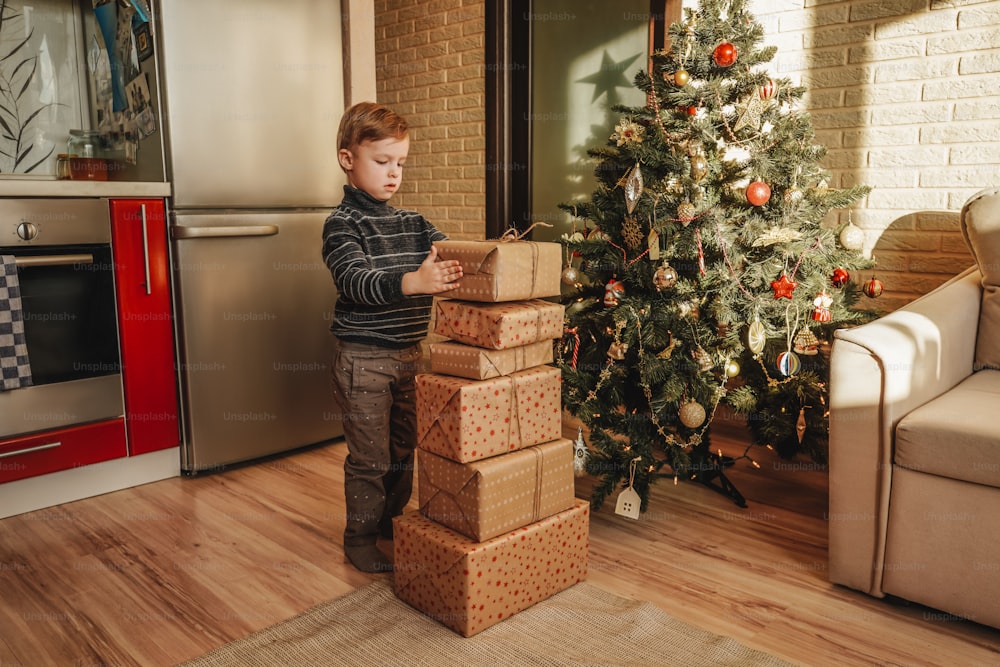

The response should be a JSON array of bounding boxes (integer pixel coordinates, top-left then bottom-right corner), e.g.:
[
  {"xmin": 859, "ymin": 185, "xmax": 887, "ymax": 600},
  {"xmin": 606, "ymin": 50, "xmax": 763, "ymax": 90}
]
[{"xmin": 338, "ymin": 148, "xmax": 354, "ymax": 171}]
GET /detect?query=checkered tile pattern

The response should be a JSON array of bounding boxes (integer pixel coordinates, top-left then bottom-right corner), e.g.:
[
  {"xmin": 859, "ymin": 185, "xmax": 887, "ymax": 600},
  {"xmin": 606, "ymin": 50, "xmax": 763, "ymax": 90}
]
[{"xmin": 0, "ymin": 255, "xmax": 32, "ymax": 390}]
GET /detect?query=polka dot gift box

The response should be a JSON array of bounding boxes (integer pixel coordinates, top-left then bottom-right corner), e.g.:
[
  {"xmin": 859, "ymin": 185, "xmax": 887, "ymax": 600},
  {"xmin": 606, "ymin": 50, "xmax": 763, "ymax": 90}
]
[
  {"xmin": 393, "ymin": 499, "xmax": 590, "ymax": 637},
  {"xmin": 433, "ymin": 299, "xmax": 564, "ymax": 351},
  {"xmin": 417, "ymin": 437, "xmax": 576, "ymax": 541},
  {"xmin": 415, "ymin": 366, "xmax": 562, "ymax": 464},
  {"xmin": 428, "ymin": 339, "xmax": 553, "ymax": 381}
]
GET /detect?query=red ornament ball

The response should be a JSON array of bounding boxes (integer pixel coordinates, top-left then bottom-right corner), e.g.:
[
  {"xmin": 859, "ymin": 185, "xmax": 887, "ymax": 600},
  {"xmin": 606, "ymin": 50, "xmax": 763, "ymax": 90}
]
[
  {"xmin": 831, "ymin": 267, "xmax": 850, "ymax": 288},
  {"xmin": 713, "ymin": 42, "xmax": 738, "ymax": 68},
  {"xmin": 686, "ymin": 105, "xmax": 698, "ymax": 116},
  {"xmin": 862, "ymin": 276, "xmax": 884, "ymax": 298},
  {"xmin": 746, "ymin": 180, "xmax": 772, "ymax": 206}
]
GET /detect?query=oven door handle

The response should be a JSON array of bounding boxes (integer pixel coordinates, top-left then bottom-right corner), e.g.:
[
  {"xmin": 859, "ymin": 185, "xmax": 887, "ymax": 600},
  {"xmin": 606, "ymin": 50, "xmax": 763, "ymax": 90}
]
[
  {"xmin": 172, "ymin": 225, "xmax": 279, "ymax": 239},
  {"xmin": 13, "ymin": 254, "xmax": 94, "ymax": 267},
  {"xmin": 0, "ymin": 441, "xmax": 61, "ymax": 459}
]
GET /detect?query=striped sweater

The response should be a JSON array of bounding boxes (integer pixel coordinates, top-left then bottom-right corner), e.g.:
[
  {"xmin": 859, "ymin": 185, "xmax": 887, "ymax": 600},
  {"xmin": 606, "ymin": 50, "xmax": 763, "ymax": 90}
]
[{"xmin": 322, "ymin": 186, "xmax": 447, "ymax": 348}]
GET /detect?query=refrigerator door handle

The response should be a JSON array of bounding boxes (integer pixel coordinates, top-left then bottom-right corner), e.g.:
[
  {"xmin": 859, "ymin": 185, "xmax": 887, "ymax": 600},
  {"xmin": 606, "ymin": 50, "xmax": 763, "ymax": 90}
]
[{"xmin": 172, "ymin": 225, "xmax": 280, "ymax": 240}]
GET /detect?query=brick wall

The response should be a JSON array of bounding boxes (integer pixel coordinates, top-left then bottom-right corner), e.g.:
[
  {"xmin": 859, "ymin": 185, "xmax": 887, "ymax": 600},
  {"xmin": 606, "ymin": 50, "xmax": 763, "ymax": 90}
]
[
  {"xmin": 744, "ymin": 0, "xmax": 1000, "ymax": 311},
  {"xmin": 373, "ymin": 0, "xmax": 486, "ymax": 240}
]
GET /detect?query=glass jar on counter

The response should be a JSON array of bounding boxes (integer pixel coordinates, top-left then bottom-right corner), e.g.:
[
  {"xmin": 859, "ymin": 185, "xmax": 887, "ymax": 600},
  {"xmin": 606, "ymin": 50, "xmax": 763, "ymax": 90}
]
[
  {"xmin": 67, "ymin": 129, "xmax": 103, "ymax": 156},
  {"xmin": 56, "ymin": 154, "xmax": 72, "ymax": 180},
  {"xmin": 67, "ymin": 130, "xmax": 108, "ymax": 181}
]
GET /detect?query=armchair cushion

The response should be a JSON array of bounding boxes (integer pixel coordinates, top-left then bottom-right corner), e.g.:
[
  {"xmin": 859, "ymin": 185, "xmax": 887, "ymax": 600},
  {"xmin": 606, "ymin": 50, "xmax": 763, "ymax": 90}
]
[
  {"xmin": 961, "ymin": 186, "xmax": 1000, "ymax": 369},
  {"xmin": 895, "ymin": 369, "xmax": 1000, "ymax": 490}
]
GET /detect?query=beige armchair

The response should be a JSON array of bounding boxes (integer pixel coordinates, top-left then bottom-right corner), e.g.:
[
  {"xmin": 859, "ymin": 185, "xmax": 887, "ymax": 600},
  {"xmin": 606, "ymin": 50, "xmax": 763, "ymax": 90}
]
[{"xmin": 828, "ymin": 187, "xmax": 1000, "ymax": 630}]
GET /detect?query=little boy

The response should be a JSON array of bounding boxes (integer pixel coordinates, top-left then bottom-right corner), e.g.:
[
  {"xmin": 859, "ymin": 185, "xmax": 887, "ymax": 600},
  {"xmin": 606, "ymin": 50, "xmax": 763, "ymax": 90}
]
[{"xmin": 321, "ymin": 102, "xmax": 463, "ymax": 573}]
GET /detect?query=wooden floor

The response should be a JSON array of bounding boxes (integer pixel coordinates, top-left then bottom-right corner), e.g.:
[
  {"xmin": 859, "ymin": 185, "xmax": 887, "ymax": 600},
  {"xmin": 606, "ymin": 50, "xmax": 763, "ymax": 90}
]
[{"xmin": 1, "ymin": 415, "xmax": 998, "ymax": 666}]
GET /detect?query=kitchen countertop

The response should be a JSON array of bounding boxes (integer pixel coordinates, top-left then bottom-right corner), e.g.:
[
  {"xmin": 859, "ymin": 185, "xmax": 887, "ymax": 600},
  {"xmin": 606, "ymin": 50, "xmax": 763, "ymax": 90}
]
[{"xmin": 0, "ymin": 179, "xmax": 172, "ymax": 198}]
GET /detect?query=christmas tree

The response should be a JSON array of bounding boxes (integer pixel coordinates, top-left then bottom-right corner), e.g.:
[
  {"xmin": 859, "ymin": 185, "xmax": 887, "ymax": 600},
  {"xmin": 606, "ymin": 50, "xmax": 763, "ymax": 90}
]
[{"xmin": 558, "ymin": 0, "xmax": 874, "ymax": 511}]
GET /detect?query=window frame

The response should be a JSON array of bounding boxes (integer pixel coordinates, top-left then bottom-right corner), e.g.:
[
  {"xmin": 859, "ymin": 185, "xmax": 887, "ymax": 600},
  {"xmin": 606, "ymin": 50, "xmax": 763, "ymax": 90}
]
[{"xmin": 485, "ymin": 1, "xmax": 680, "ymax": 238}]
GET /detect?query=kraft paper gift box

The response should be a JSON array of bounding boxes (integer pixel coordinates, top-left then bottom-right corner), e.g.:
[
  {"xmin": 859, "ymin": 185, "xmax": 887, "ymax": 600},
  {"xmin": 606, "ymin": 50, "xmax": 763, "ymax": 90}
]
[
  {"xmin": 432, "ymin": 239, "xmax": 562, "ymax": 302},
  {"xmin": 429, "ymin": 339, "xmax": 553, "ymax": 380},
  {"xmin": 434, "ymin": 299, "xmax": 564, "ymax": 351},
  {"xmin": 418, "ymin": 437, "xmax": 575, "ymax": 541},
  {"xmin": 392, "ymin": 499, "xmax": 590, "ymax": 637},
  {"xmin": 416, "ymin": 365, "xmax": 562, "ymax": 464}
]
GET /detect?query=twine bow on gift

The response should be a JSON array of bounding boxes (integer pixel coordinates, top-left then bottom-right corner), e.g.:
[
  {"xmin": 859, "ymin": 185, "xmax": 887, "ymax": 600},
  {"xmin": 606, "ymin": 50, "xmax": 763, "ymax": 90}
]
[
  {"xmin": 481, "ymin": 347, "xmax": 526, "ymax": 378},
  {"xmin": 493, "ymin": 221, "xmax": 555, "ymax": 300},
  {"xmin": 497, "ymin": 221, "xmax": 553, "ymax": 242}
]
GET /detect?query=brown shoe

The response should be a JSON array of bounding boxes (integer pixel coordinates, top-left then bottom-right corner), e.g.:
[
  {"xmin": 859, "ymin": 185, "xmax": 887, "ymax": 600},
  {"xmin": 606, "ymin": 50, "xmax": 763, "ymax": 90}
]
[{"xmin": 344, "ymin": 544, "xmax": 393, "ymax": 573}]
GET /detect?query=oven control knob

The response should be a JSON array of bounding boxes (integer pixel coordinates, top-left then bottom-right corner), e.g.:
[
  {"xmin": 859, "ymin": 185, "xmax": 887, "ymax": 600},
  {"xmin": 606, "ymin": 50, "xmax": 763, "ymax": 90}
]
[{"xmin": 16, "ymin": 221, "xmax": 38, "ymax": 241}]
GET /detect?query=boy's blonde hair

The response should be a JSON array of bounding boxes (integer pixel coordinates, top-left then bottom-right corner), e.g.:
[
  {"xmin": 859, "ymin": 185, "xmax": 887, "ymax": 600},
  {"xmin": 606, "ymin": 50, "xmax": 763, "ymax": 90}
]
[{"xmin": 337, "ymin": 102, "xmax": 409, "ymax": 151}]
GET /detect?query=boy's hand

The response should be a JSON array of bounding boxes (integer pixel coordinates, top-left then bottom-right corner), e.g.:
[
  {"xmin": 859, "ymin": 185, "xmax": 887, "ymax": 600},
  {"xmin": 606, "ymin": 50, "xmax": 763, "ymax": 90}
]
[{"xmin": 401, "ymin": 246, "xmax": 464, "ymax": 295}]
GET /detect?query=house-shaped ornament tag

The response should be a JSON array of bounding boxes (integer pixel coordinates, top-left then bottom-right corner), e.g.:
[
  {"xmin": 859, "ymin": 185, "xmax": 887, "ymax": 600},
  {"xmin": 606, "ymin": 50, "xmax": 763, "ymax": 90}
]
[{"xmin": 614, "ymin": 457, "xmax": 642, "ymax": 520}]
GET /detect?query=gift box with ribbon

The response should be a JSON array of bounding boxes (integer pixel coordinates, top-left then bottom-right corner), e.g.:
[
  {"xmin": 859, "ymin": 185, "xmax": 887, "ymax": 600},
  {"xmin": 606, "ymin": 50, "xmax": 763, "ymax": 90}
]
[
  {"xmin": 393, "ymin": 499, "xmax": 590, "ymax": 637},
  {"xmin": 428, "ymin": 339, "xmax": 553, "ymax": 380},
  {"xmin": 433, "ymin": 238, "xmax": 562, "ymax": 303},
  {"xmin": 418, "ymin": 437, "xmax": 575, "ymax": 541},
  {"xmin": 416, "ymin": 365, "xmax": 562, "ymax": 463},
  {"xmin": 434, "ymin": 299, "xmax": 564, "ymax": 351}
]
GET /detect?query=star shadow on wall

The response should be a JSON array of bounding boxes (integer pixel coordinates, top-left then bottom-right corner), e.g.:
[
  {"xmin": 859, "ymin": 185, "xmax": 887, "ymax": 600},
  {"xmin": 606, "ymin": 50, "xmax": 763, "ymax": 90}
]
[{"xmin": 576, "ymin": 50, "xmax": 642, "ymax": 106}]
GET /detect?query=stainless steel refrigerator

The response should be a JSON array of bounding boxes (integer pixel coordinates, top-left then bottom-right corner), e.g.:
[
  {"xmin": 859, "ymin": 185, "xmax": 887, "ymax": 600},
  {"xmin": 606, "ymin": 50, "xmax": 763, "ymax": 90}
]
[{"xmin": 155, "ymin": 0, "xmax": 345, "ymax": 471}]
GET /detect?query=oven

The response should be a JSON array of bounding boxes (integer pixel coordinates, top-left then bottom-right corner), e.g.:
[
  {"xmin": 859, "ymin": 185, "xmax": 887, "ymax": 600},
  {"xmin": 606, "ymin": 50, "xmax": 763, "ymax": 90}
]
[{"xmin": 0, "ymin": 199, "xmax": 124, "ymax": 440}]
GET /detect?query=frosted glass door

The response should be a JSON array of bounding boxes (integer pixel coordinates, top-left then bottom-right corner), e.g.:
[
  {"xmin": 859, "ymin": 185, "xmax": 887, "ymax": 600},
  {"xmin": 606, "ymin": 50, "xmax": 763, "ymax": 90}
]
[{"xmin": 530, "ymin": 1, "xmax": 650, "ymax": 242}]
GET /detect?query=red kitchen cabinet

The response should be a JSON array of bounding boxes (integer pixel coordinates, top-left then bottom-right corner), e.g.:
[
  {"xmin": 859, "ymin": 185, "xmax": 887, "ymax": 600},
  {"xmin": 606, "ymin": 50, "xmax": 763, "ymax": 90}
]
[
  {"xmin": 0, "ymin": 419, "xmax": 127, "ymax": 484},
  {"xmin": 110, "ymin": 199, "xmax": 181, "ymax": 455}
]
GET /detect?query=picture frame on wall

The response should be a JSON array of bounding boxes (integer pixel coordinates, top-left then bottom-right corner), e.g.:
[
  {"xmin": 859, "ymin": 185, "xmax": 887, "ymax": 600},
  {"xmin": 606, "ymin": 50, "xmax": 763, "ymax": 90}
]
[{"xmin": 134, "ymin": 21, "xmax": 153, "ymax": 61}]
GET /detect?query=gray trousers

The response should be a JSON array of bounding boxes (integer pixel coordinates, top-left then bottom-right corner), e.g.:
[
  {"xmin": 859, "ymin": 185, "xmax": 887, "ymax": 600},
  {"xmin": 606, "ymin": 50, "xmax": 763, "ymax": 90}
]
[{"xmin": 329, "ymin": 338, "xmax": 421, "ymax": 547}]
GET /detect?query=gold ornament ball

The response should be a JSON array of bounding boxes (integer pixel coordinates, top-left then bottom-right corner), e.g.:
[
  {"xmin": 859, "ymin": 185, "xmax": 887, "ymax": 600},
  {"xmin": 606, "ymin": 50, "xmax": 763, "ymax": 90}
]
[
  {"xmin": 690, "ymin": 153, "xmax": 708, "ymax": 182},
  {"xmin": 863, "ymin": 276, "xmax": 884, "ymax": 298},
  {"xmin": 653, "ymin": 263, "xmax": 678, "ymax": 290},
  {"xmin": 725, "ymin": 359, "xmax": 741, "ymax": 377},
  {"xmin": 561, "ymin": 265, "xmax": 580, "ymax": 286},
  {"xmin": 679, "ymin": 400, "xmax": 707, "ymax": 428},
  {"xmin": 677, "ymin": 201, "xmax": 697, "ymax": 224},
  {"xmin": 783, "ymin": 186, "xmax": 803, "ymax": 204},
  {"xmin": 674, "ymin": 69, "xmax": 690, "ymax": 86}
]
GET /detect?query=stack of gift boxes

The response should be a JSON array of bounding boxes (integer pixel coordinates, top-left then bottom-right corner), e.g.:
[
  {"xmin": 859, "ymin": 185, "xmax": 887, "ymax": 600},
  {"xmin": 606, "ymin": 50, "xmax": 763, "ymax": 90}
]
[{"xmin": 392, "ymin": 239, "xmax": 590, "ymax": 637}]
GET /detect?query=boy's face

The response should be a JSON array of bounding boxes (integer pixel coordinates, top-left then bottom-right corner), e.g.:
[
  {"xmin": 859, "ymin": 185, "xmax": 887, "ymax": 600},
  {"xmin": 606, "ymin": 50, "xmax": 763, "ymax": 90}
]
[{"xmin": 338, "ymin": 135, "xmax": 410, "ymax": 201}]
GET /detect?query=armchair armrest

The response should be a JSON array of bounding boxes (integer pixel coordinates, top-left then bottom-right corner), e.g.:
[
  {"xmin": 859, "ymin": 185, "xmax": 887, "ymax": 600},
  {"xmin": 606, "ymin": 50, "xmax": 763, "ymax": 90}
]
[{"xmin": 828, "ymin": 266, "xmax": 982, "ymax": 595}]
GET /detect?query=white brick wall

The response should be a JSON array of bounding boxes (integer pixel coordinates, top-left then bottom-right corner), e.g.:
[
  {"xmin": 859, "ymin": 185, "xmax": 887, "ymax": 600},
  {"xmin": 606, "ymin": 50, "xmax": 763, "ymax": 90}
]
[{"xmin": 738, "ymin": 0, "xmax": 1000, "ymax": 311}]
